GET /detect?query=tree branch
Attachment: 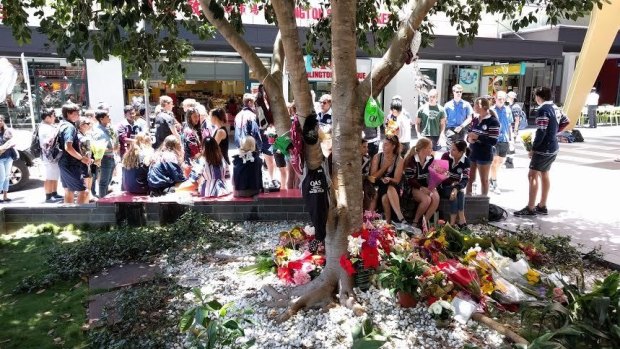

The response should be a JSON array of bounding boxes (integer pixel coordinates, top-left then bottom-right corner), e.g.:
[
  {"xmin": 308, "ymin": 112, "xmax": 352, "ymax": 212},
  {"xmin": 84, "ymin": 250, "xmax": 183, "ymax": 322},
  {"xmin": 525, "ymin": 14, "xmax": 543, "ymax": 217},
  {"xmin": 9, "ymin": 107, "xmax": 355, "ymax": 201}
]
[
  {"xmin": 357, "ymin": 0, "xmax": 437, "ymax": 99},
  {"xmin": 271, "ymin": 0, "xmax": 313, "ymax": 119},
  {"xmin": 198, "ymin": 0, "xmax": 277, "ymax": 93},
  {"xmin": 268, "ymin": 31, "xmax": 291, "ymax": 135}
]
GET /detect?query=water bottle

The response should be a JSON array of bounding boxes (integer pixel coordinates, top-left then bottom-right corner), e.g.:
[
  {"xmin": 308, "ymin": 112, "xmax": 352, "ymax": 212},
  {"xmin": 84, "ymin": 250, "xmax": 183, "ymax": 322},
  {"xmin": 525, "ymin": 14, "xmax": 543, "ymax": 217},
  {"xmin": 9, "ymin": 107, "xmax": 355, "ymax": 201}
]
[{"xmin": 472, "ymin": 182, "xmax": 478, "ymax": 195}]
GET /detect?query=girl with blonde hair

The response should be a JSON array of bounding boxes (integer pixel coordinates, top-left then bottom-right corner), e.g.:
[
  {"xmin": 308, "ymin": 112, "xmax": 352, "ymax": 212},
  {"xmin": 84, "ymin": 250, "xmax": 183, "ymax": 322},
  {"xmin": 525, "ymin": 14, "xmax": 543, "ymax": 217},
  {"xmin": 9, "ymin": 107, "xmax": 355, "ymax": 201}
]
[
  {"xmin": 147, "ymin": 135, "xmax": 185, "ymax": 196},
  {"xmin": 403, "ymin": 137, "xmax": 439, "ymax": 226},
  {"xmin": 232, "ymin": 136, "xmax": 263, "ymax": 197},
  {"xmin": 122, "ymin": 132, "xmax": 153, "ymax": 194}
]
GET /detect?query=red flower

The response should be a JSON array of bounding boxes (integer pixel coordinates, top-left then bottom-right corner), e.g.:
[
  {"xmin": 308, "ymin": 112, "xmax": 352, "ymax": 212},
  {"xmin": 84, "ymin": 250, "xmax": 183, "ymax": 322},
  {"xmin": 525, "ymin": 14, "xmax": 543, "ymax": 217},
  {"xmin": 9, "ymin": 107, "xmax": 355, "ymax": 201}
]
[
  {"xmin": 288, "ymin": 260, "xmax": 303, "ymax": 271},
  {"xmin": 277, "ymin": 267, "xmax": 293, "ymax": 284},
  {"xmin": 313, "ymin": 255, "xmax": 326, "ymax": 266},
  {"xmin": 340, "ymin": 255, "xmax": 356, "ymax": 276},
  {"xmin": 360, "ymin": 245, "xmax": 380, "ymax": 269},
  {"xmin": 426, "ymin": 296, "xmax": 439, "ymax": 306}
]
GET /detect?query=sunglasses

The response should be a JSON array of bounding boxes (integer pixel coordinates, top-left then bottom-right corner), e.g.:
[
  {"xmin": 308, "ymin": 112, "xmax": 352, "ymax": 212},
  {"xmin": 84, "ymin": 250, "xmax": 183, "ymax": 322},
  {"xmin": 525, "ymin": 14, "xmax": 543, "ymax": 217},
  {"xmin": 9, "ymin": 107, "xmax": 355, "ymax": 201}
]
[
  {"xmin": 321, "ymin": 101, "xmax": 330, "ymax": 105},
  {"xmin": 453, "ymin": 91, "xmax": 463, "ymax": 93}
]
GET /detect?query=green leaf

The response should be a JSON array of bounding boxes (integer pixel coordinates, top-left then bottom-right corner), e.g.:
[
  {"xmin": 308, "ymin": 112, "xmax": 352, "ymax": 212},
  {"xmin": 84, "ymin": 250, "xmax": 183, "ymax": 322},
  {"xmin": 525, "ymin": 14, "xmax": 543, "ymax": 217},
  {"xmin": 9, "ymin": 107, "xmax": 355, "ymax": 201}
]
[
  {"xmin": 222, "ymin": 319, "xmax": 240, "ymax": 330},
  {"xmin": 195, "ymin": 307, "xmax": 206, "ymax": 327},
  {"xmin": 179, "ymin": 308, "xmax": 196, "ymax": 332},
  {"xmin": 207, "ymin": 299, "xmax": 223, "ymax": 311},
  {"xmin": 351, "ymin": 338, "xmax": 387, "ymax": 349},
  {"xmin": 206, "ymin": 321, "xmax": 218, "ymax": 349},
  {"xmin": 351, "ymin": 322, "xmax": 363, "ymax": 339}
]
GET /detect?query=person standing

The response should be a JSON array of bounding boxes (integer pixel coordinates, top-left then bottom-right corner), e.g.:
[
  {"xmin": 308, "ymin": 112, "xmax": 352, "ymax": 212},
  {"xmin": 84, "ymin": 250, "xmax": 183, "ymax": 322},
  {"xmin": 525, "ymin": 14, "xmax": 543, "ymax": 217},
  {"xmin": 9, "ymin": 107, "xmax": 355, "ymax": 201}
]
[
  {"xmin": 386, "ymin": 99, "xmax": 412, "ymax": 156},
  {"xmin": 38, "ymin": 108, "xmax": 64, "ymax": 202},
  {"xmin": 586, "ymin": 87, "xmax": 599, "ymax": 128},
  {"xmin": 58, "ymin": 103, "xmax": 93, "ymax": 204},
  {"xmin": 514, "ymin": 87, "xmax": 569, "ymax": 216},
  {"xmin": 153, "ymin": 96, "xmax": 179, "ymax": 149},
  {"xmin": 0, "ymin": 115, "xmax": 16, "ymax": 202},
  {"xmin": 117, "ymin": 105, "xmax": 147, "ymax": 159},
  {"xmin": 443, "ymin": 84, "xmax": 473, "ymax": 148},
  {"xmin": 466, "ymin": 97, "xmax": 499, "ymax": 197},
  {"xmin": 489, "ymin": 91, "xmax": 513, "ymax": 194},
  {"xmin": 317, "ymin": 94, "xmax": 332, "ymax": 131},
  {"xmin": 234, "ymin": 93, "xmax": 261, "ymax": 149},
  {"xmin": 415, "ymin": 89, "xmax": 445, "ymax": 151},
  {"xmin": 91, "ymin": 109, "xmax": 118, "ymax": 198}
]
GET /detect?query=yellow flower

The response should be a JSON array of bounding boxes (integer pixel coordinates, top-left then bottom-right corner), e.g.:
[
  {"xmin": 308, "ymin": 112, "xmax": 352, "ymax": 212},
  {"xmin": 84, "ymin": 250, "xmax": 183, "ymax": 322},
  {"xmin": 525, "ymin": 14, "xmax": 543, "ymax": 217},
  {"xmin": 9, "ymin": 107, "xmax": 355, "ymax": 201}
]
[
  {"xmin": 526, "ymin": 269, "xmax": 540, "ymax": 285},
  {"xmin": 481, "ymin": 281, "xmax": 495, "ymax": 295},
  {"xmin": 436, "ymin": 233, "xmax": 448, "ymax": 248},
  {"xmin": 290, "ymin": 227, "xmax": 303, "ymax": 239}
]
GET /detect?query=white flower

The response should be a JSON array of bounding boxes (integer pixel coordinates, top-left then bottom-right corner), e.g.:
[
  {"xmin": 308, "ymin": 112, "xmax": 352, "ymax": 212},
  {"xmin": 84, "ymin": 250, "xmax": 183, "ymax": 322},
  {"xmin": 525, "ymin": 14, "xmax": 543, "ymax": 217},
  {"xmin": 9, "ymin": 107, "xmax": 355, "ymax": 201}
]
[
  {"xmin": 347, "ymin": 235, "xmax": 366, "ymax": 256},
  {"xmin": 304, "ymin": 225, "xmax": 316, "ymax": 236}
]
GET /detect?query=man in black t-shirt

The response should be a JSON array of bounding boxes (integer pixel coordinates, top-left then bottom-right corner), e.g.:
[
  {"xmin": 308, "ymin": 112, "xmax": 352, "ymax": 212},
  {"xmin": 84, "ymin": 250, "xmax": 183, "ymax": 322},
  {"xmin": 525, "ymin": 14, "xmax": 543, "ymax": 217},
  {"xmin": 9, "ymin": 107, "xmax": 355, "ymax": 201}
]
[{"xmin": 153, "ymin": 95, "xmax": 179, "ymax": 149}]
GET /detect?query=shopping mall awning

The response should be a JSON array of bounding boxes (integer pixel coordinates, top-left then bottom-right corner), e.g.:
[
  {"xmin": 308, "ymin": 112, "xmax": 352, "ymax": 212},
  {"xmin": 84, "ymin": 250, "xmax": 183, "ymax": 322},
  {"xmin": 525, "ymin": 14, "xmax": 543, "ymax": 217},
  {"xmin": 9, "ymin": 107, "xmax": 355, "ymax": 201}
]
[{"xmin": 502, "ymin": 26, "xmax": 620, "ymax": 54}]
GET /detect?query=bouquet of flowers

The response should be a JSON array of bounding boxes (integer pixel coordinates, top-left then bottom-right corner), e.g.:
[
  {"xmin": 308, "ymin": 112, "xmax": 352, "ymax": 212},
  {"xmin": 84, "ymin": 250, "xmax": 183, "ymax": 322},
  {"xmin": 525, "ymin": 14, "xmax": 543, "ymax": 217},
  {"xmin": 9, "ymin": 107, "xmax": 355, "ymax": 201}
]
[
  {"xmin": 274, "ymin": 226, "xmax": 325, "ymax": 286},
  {"xmin": 419, "ymin": 265, "xmax": 455, "ymax": 305},
  {"xmin": 428, "ymin": 159, "xmax": 449, "ymax": 190},
  {"xmin": 340, "ymin": 219, "xmax": 396, "ymax": 276},
  {"xmin": 521, "ymin": 132, "xmax": 533, "ymax": 151},
  {"xmin": 428, "ymin": 299, "xmax": 455, "ymax": 321},
  {"xmin": 436, "ymin": 259, "xmax": 482, "ymax": 299},
  {"xmin": 90, "ymin": 139, "xmax": 108, "ymax": 161}
]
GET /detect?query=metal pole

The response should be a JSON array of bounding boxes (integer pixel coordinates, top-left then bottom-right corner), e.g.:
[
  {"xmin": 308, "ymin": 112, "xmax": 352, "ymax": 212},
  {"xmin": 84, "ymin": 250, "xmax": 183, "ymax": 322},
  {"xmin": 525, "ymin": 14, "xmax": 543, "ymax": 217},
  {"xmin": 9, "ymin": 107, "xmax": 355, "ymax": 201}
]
[
  {"xmin": 143, "ymin": 79, "xmax": 150, "ymax": 135},
  {"xmin": 20, "ymin": 53, "xmax": 36, "ymax": 131}
]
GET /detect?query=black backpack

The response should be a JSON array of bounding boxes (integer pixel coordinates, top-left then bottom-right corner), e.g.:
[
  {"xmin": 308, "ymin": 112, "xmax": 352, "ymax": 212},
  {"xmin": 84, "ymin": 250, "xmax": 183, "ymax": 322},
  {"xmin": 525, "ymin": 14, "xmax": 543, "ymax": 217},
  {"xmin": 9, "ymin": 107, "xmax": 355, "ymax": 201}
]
[
  {"xmin": 571, "ymin": 129, "xmax": 584, "ymax": 143},
  {"xmin": 30, "ymin": 125, "xmax": 42, "ymax": 158},
  {"xmin": 488, "ymin": 204, "xmax": 507, "ymax": 222}
]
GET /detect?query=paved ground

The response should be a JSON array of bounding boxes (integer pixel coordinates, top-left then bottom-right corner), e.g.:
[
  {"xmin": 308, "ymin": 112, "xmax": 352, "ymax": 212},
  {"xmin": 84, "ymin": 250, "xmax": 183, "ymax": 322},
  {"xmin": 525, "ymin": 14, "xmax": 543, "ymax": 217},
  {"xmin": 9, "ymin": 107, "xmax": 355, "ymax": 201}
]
[{"xmin": 4, "ymin": 126, "xmax": 620, "ymax": 265}]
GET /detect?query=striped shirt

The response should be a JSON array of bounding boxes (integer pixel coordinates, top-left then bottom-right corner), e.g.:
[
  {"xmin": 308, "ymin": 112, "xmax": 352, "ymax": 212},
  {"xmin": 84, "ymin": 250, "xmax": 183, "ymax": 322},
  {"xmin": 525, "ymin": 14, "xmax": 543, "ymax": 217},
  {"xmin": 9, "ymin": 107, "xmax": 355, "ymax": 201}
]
[
  {"xmin": 404, "ymin": 154, "xmax": 434, "ymax": 189},
  {"xmin": 533, "ymin": 102, "xmax": 569, "ymax": 154},
  {"xmin": 440, "ymin": 152, "xmax": 471, "ymax": 190}
]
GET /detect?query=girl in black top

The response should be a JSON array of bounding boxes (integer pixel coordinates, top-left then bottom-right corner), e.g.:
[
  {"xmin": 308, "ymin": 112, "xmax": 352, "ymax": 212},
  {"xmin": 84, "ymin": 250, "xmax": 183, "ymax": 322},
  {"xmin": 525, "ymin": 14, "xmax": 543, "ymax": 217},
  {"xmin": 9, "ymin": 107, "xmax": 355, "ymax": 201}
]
[
  {"xmin": 210, "ymin": 108, "xmax": 229, "ymax": 166},
  {"xmin": 370, "ymin": 135, "xmax": 406, "ymax": 225},
  {"xmin": 403, "ymin": 138, "xmax": 438, "ymax": 226},
  {"xmin": 467, "ymin": 97, "xmax": 499, "ymax": 196},
  {"xmin": 439, "ymin": 140, "xmax": 471, "ymax": 228}
]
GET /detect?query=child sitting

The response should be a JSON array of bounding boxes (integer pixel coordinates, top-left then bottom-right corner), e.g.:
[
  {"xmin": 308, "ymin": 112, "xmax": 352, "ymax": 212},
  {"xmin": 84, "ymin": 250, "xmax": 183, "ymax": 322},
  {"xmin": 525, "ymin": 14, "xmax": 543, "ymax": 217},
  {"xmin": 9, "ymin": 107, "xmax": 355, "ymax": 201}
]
[
  {"xmin": 147, "ymin": 135, "xmax": 186, "ymax": 196},
  {"xmin": 122, "ymin": 133, "xmax": 153, "ymax": 195},
  {"xmin": 232, "ymin": 136, "xmax": 263, "ymax": 197},
  {"xmin": 197, "ymin": 137, "xmax": 231, "ymax": 198}
]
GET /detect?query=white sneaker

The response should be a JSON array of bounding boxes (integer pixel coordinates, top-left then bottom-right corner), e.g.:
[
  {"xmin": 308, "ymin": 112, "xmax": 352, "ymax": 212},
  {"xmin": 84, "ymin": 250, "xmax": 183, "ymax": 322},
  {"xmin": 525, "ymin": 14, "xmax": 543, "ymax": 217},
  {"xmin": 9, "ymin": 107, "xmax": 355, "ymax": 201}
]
[{"xmin": 393, "ymin": 222, "xmax": 415, "ymax": 233}]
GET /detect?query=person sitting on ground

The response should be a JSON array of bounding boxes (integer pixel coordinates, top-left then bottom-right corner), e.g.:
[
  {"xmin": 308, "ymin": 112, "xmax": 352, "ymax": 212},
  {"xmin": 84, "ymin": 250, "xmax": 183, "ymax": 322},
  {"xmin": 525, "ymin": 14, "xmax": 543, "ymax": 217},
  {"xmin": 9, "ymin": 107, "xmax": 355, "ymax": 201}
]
[
  {"xmin": 197, "ymin": 137, "xmax": 230, "ymax": 198},
  {"xmin": 438, "ymin": 140, "xmax": 471, "ymax": 229},
  {"xmin": 147, "ymin": 135, "xmax": 186, "ymax": 196},
  {"xmin": 122, "ymin": 132, "xmax": 153, "ymax": 195},
  {"xmin": 404, "ymin": 138, "xmax": 439, "ymax": 227},
  {"xmin": 232, "ymin": 136, "xmax": 263, "ymax": 197},
  {"xmin": 370, "ymin": 134, "xmax": 407, "ymax": 228}
]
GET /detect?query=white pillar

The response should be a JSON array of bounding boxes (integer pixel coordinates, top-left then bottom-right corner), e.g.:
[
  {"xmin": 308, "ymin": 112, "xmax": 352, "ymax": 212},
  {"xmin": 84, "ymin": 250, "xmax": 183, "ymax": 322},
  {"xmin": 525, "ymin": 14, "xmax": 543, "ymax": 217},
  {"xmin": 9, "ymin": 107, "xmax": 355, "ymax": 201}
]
[
  {"xmin": 561, "ymin": 53, "xmax": 578, "ymax": 103},
  {"xmin": 86, "ymin": 57, "xmax": 125, "ymax": 125}
]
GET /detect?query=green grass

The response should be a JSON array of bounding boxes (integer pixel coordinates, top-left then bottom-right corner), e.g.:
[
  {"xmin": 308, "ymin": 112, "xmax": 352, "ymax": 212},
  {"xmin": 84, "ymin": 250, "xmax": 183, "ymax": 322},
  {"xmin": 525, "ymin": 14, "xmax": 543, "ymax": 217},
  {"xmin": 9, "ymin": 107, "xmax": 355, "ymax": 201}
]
[{"xmin": 0, "ymin": 225, "xmax": 89, "ymax": 349}]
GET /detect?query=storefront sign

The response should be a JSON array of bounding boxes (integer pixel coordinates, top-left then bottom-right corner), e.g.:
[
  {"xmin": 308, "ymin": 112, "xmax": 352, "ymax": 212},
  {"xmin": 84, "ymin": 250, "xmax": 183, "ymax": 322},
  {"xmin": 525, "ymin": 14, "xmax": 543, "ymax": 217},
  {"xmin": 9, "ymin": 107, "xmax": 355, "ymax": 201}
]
[
  {"xmin": 34, "ymin": 67, "xmax": 84, "ymax": 78},
  {"xmin": 307, "ymin": 59, "xmax": 371, "ymax": 82},
  {"xmin": 481, "ymin": 63, "xmax": 526, "ymax": 76},
  {"xmin": 458, "ymin": 68, "xmax": 479, "ymax": 94}
]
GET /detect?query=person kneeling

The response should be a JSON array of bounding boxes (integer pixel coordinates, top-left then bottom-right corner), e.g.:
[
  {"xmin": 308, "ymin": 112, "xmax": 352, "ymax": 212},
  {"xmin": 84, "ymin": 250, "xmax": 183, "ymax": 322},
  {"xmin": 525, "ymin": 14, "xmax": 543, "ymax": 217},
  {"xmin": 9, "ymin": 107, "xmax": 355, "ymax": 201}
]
[
  {"xmin": 438, "ymin": 140, "xmax": 471, "ymax": 229},
  {"xmin": 232, "ymin": 136, "xmax": 263, "ymax": 197},
  {"xmin": 147, "ymin": 135, "xmax": 186, "ymax": 196}
]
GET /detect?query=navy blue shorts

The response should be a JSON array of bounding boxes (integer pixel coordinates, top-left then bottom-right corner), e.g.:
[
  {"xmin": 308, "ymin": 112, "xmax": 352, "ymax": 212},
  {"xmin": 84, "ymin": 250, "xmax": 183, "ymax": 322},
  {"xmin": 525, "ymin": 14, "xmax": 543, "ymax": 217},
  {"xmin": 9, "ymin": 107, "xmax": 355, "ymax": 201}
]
[{"xmin": 59, "ymin": 163, "xmax": 86, "ymax": 191}]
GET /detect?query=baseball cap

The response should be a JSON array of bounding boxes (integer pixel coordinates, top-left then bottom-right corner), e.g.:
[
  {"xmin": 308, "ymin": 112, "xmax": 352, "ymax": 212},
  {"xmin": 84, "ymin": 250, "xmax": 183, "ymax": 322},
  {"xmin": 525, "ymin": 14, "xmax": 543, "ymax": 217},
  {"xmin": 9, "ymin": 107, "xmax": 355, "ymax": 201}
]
[{"xmin": 507, "ymin": 91, "xmax": 517, "ymax": 99}]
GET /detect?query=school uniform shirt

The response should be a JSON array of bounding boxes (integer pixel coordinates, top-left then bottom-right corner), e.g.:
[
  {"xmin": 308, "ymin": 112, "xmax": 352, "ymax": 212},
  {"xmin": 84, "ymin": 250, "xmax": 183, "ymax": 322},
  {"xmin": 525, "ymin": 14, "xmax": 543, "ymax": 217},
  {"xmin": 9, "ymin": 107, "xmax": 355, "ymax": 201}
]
[
  {"xmin": 92, "ymin": 123, "xmax": 117, "ymax": 158},
  {"xmin": 417, "ymin": 104, "xmax": 445, "ymax": 137},
  {"xmin": 232, "ymin": 151, "xmax": 263, "ymax": 194},
  {"xmin": 117, "ymin": 118, "xmax": 147, "ymax": 158},
  {"xmin": 58, "ymin": 121, "xmax": 81, "ymax": 167},
  {"xmin": 491, "ymin": 105, "xmax": 513, "ymax": 143},
  {"xmin": 532, "ymin": 101, "xmax": 569, "ymax": 155},
  {"xmin": 317, "ymin": 109, "xmax": 332, "ymax": 128},
  {"xmin": 468, "ymin": 114, "xmax": 499, "ymax": 162},
  {"xmin": 181, "ymin": 123, "xmax": 201, "ymax": 164},
  {"xmin": 444, "ymin": 99, "xmax": 473, "ymax": 128},
  {"xmin": 198, "ymin": 158, "xmax": 230, "ymax": 198},
  {"xmin": 147, "ymin": 152, "xmax": 185, "ymax": 189},
  {"xmin": 404, "ymin": 154, "xmax": 434, "ymax": 189},
  {"xmin": 440, "ymin": 152, "xmax": 471, "ymax": 190}
]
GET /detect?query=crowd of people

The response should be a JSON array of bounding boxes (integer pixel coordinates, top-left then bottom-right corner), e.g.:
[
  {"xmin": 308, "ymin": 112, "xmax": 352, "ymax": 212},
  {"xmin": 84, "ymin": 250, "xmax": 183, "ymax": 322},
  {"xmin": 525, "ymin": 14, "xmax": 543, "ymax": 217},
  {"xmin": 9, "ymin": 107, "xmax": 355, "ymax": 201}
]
[
  {"xmin": 361, "ymin": 84, "xmax": 569, "ymax": 231},
  {"xmin": 31, "ymin": 84, "xmax": 302, "ymax": 204}
]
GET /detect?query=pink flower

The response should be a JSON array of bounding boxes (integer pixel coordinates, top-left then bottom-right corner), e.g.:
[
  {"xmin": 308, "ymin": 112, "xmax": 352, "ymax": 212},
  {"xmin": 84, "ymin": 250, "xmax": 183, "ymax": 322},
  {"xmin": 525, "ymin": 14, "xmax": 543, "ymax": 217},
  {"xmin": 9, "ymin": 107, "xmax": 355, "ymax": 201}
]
[
  {"xmin": 553, "ymin": 287, "xmax": 568, "ymax": 304},
  {"xmin": 293, "ymin": 270, "xmax": 311, "ymax": 285}
]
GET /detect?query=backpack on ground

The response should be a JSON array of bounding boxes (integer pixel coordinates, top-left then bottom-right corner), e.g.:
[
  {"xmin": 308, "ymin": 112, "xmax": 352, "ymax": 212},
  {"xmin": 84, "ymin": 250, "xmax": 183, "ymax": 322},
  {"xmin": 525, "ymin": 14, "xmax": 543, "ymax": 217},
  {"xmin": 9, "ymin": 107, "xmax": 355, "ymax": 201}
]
[
  {"xmin": 30, "ymin": 125, "xmax": 42, "ymax": 158},
  {"xmin": 488, "ymin": 203, "xmax": 507, "ymax": 222},
  {"xmin": 571, "ymin": 129, "xmax": 584, "ymax": 142},
  {"xmin": 42, "ymin": 124, "xmax": 66, "ymax": 163}
]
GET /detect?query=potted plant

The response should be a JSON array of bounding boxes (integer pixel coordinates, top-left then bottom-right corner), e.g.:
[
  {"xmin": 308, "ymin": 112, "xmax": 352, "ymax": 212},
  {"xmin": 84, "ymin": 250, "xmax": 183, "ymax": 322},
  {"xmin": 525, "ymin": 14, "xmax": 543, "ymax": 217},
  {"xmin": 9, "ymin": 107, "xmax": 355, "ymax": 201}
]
[{"xmin": 378, "ymin": 252, "xmax": 428, "ymax": 308}]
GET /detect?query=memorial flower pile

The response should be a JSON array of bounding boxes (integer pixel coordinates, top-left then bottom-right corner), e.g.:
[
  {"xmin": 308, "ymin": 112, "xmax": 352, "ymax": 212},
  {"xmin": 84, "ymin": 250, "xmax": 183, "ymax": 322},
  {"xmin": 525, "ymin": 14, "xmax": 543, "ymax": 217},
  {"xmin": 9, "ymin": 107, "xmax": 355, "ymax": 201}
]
[{"xmin": 274, "ymin": 226, "xmax": 325, "ymax": 286}]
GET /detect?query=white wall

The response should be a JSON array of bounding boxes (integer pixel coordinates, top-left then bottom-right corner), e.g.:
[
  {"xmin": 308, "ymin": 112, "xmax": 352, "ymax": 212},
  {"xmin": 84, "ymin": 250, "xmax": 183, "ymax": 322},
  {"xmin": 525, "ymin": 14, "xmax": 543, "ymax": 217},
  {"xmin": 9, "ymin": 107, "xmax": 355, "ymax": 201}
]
[
  {"xmin": 383, "ymin": 60, "xmax": 444, "ymax": 117},
  {"xmin": 86, "ymin": 57, "xmax": 125, "ymax": 125}
]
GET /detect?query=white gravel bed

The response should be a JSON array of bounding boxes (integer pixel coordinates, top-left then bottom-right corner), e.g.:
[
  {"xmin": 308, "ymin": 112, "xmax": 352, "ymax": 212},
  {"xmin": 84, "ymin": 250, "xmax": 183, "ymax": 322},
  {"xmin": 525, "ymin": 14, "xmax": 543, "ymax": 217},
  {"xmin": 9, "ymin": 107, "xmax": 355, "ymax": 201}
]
[{"xmin": 161, "ymin": 221, "xmax": 507, "ymax": 348}]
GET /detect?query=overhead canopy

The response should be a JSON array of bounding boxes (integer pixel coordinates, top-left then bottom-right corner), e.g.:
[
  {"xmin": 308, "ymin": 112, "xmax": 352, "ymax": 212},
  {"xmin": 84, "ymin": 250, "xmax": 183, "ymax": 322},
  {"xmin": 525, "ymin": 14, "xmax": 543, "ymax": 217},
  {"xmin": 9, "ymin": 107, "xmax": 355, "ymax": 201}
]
[{"xmin": 502, "ymin": 26, "xmax": 620, "ymax": 54}]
